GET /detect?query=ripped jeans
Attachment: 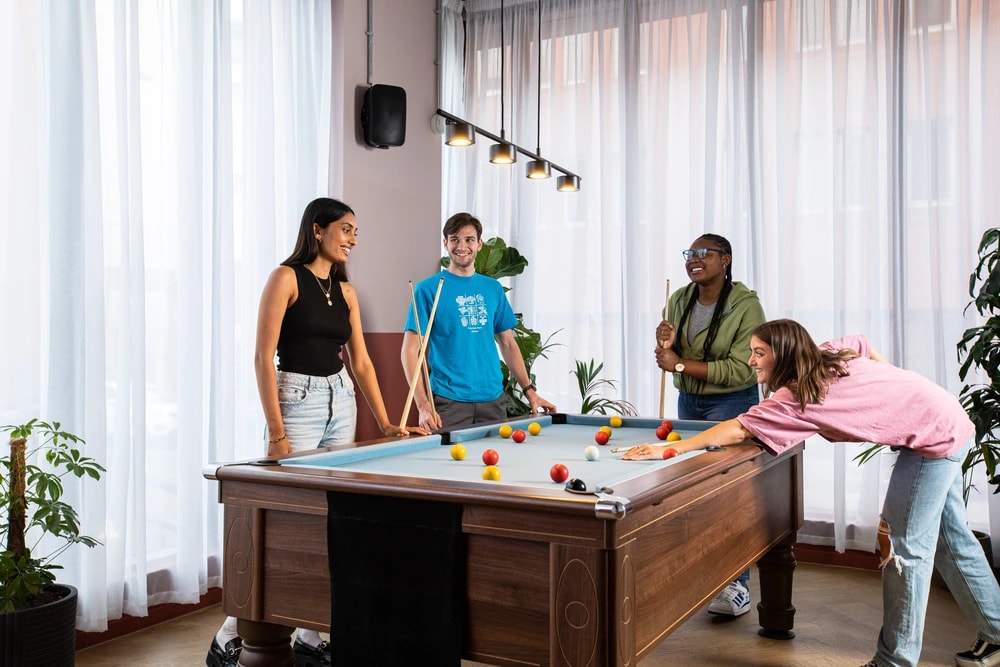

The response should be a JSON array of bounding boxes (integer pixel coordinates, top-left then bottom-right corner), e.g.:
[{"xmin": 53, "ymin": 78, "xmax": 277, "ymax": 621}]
[{"xmin": 874, "ymin": 438, "xmax": 1000, "ymax": 667}]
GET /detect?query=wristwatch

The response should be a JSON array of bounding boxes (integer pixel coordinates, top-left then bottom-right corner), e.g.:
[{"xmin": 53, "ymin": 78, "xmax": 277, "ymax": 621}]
[
  {"xmin": 673, "ymin": 362, "xmax": 686, "ymax": 374},
  {"xmin": 522, "ymin": 383, "xmax": 537, "ymax": 393}
]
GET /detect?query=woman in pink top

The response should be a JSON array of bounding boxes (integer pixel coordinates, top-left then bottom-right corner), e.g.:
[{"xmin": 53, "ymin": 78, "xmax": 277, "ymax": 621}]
[{"xmin": 625, "ymin": 319, "xmax": 1000, "ymax": 667}]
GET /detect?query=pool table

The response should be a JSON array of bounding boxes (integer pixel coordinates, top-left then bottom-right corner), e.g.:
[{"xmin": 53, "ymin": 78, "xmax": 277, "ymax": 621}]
[{"xmin": 204, "ymin": 414, "xmax": 803, "ymax": 666}]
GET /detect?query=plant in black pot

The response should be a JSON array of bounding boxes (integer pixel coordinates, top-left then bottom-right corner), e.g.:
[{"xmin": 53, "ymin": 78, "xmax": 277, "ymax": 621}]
[{"xmin": 0, "ymin": 418, "xmax": 105, "ymax": 667}]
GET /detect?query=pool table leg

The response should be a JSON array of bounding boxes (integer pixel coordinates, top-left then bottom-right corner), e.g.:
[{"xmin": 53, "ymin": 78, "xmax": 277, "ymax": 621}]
[
  {"xmin": 236, "ymin": 618, "xmax": 296, "ymax": 666},
  {"xmin": 755, "ymin": 532, "xmax": 797, "ymax": 639}
]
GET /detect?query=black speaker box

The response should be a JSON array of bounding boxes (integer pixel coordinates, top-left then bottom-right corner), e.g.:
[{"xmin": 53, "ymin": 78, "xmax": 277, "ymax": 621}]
[{"xmin": 362, "ymin": 84, "xmax": 406, "ymax": 149}]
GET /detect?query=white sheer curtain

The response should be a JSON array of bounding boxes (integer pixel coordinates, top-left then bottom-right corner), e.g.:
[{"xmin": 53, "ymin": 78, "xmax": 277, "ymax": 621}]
[
  {"xmin": 442, "ymin": 0, "xmax": 999, "ymax": 554},
  {"xmin": 0, "ymin": 1, "xmax": 332, "ymax": 631}
]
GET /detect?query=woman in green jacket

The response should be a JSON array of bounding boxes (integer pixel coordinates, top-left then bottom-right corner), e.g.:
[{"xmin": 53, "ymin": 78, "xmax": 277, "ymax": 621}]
[{"xmin": 654, "ymin": 232, "xmax": 766, "ymax": 617}]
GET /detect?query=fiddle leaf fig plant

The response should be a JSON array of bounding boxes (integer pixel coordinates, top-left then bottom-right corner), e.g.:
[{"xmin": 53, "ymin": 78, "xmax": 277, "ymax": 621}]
[
  {"xmin": 957, "ymin": 227, "xmax": 1000, "ymax": 504},
  {"xmin": 1, "ymin": 419, "xmax": 105, "ymax": 612}
]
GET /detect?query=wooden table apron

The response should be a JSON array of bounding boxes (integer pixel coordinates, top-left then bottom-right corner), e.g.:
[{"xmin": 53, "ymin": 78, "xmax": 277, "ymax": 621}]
[{"xmin": 206, "ymin": 419, "xmax": 804, "ymax": 667}]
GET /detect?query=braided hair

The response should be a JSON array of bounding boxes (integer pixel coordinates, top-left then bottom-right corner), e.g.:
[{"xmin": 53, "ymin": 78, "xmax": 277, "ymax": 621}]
[{"xmin": 672, "ymin": 233, "xmax": 734, "ymax": 392}]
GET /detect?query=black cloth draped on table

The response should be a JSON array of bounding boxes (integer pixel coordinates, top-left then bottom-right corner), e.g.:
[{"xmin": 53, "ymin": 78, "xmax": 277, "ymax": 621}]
[{"xmin": 326, "ymin": 491, "xmax": 464, "ymax": 666}]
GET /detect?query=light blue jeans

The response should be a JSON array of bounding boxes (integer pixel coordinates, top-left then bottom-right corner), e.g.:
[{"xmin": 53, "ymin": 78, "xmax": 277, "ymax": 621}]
[
  {"xmin": 873, "ymin": 439, "xmax": 1000, "ymax": 667},
  {"xmin": 272, "ymin": 368, "xmax": 357, "ymax": 452}
]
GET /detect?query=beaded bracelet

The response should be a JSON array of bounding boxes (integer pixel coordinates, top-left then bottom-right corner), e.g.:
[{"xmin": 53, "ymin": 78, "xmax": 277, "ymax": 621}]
[{"xmin": 268, "ymin": 434, "xmax": 287, "ymax": 444}]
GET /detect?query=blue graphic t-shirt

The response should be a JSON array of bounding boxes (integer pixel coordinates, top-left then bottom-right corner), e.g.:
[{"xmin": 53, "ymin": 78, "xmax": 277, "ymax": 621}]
[{"xmin": 405, "ymin": 270, "xmax": 519, "ymax": 402}]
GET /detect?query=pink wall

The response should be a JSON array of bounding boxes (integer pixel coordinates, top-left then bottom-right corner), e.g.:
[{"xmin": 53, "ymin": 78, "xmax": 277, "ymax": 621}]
[{"xmin": 332, "ymin": 0, "xmax": 444, "ymax": 438}]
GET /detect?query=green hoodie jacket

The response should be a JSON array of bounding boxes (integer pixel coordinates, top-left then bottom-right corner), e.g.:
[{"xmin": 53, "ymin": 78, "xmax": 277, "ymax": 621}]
[{"xmin": 667, "ymin": 281, "xmax": 765, "ymax": 395}]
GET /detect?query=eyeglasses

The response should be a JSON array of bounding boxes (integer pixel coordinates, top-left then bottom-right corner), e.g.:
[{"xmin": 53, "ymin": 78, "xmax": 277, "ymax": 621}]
[{"xmin": 682, "ymin": 247, "xmax": 725, "ymax": 261}]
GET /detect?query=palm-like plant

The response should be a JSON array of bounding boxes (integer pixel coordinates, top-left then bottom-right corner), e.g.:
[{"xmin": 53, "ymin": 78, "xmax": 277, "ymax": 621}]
[
  {"xmin": 957, "ymin": 227, "xmax": 1000, "ymax": 504},
  {"xmin": 0, "ymin": 419, "xmax": 104, "ymax": 612},
  {"xmin": 571, "ymin": 359, "xmax": 638, "ymax": 416}
]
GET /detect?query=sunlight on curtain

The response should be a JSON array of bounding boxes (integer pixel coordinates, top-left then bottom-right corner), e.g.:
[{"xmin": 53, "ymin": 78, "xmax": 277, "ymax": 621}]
[
  {"xmin": 0, "ymin": 0, "xmax": 332, "ymax": 630},
  {"xmin": 444, "ymin": 0, "xmax": 999, "ymax": 556}
]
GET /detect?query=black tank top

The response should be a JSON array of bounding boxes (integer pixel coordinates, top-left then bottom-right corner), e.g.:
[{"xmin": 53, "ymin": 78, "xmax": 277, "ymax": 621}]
[{"xmin": 276, "ymin": 264, "xmax": 352, "ymax": 376}]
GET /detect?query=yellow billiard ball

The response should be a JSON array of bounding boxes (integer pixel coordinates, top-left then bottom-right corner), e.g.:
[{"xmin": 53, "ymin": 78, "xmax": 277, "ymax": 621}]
[
  {"xmin": 498, "ymin": 424, "xmax": 514, "ymax": 438},
  {"xmin": 599, "ymin": 425, "xmax": 613, "ymax": 436},
  {"xmin": 449, "ymin": 444, "xmax": 467, "ymax": 460},
  {"xmin": 482, "ymin": 465, "xmax": 502, "ymax": 481},
  {"xmin": 527, "ymin": 422, "xmax": 542, "ymax": 436},
  {"xmin": 609, "ymin": 415, "xmax": 623, "ymax": 428},
  {"xmin": 666, "ymin": 431, "xmax": 682, "ymax": 442}
]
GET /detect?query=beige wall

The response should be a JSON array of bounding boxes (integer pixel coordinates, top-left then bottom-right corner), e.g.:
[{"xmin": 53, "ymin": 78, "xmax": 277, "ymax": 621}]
[
  {"xmin": 331, "ymin": 0, "xmax": 444, "ymax": 436},
  {"xmin": 333, "ymin": 0, "xmax": 443, "ymax": 333}
]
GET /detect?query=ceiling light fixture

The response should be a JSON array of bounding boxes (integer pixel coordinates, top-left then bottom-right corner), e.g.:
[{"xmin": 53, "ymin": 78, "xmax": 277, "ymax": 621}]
[
  {"xmin": 489, "ymin": 0, "xmax": 517, "ymax": 165},
  {"xmin": 525, "ymin": 0, "xmax": 550, "ymax": 180},
  {"xmin": 445, "ymin": 120, "xmax": 476, "ymax": 147},
  {"xmin": 436, "ymin": 0, "xmax": 580, "ymax": 191}
]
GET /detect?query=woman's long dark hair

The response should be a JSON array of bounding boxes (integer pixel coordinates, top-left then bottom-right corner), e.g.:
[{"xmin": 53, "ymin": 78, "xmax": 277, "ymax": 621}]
[
  {"xmin": 282, "ymin": 197, "xmax": 354, "ymax": 282},
  {"xmin": 672, "ymin": 233, "xmax": 734, "ymax": 392},
  {"xmin": 752, "ymin": 319, "xmax": 858, "ymax": 410}
]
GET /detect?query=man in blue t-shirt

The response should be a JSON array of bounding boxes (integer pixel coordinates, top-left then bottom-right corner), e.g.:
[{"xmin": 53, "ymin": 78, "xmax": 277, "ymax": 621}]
[{"xmin": 402, "ymin": 212, "xmax": 556, "ymax": 430}]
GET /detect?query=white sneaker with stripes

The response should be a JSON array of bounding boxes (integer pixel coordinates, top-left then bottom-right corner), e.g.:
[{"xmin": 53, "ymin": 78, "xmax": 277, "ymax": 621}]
[{"xmin": 707, "ymin": 581, "xmax": 751, "ymax": 617}]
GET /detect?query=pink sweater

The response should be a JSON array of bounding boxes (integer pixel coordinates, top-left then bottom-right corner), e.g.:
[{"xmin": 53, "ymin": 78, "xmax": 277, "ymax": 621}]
[{"xmin": 737, "ymin": 335, "xmax": 974, "ymax": 459}]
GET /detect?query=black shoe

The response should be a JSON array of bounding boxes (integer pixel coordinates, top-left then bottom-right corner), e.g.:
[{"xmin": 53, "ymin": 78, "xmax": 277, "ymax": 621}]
[
  {"xmin": 293, "ymin": 638, "xmax": 332, "ymax": 667},
  {"xmin": 206, "ymin": 637, "xmax": 243, "ymax": 667},
  {"xmin": 956, "ymin": 638, "xmax": 1000, "ymax": 667}
]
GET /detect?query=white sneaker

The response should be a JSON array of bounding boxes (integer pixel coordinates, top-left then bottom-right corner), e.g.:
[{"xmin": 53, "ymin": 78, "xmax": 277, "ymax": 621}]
[{"xmin": 707, "ymin": 581, "xmax": 751, "ymax": 616}]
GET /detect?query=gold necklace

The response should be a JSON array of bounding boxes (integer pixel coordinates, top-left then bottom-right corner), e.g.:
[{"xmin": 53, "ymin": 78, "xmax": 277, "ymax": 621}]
[{"xmin": 314, "ymin": 273, "xmax": 333, "ymax": 306}]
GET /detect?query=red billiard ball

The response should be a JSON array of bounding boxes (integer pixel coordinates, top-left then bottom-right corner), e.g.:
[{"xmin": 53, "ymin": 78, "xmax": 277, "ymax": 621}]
[
  {"xmin": 662, "ymin": 447, "xmax": 679, "ymax": 460},
  {"xmin": 595, "ymin": 430, "xmax": 610, "ymax": 446},
  {"xmin": 550, "ymin": 463, "xmax": 569, "ymax": 483},
  {"xmin": 660, "ymin": 420, "xmax": 674, "ymax": 432},
  {"xmin": 655, "ymin": 425, "xmax": 670, "ymax": 440},
  {"xmin": 482, "ymin": 449, "xmax": 500, "ymax": 466},
  {"xmin": 511, "ymin": 429, "xmax": 527, "ymax": 443}
]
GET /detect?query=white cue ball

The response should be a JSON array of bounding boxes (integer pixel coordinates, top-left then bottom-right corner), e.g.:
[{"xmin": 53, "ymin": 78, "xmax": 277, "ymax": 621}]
[{"xmin": 584, "ymin": 445, "xmax": 600, "ymax": 461}]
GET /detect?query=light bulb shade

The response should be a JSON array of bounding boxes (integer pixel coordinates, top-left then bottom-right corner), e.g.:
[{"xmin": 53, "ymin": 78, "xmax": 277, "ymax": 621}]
[
  {"xmin": 556, "ymin": 174, "xmax": 581, "ymax": 192},
  {"xmin": 445, "ymin": 122, "xmax": 476, "ymax": 146},
  {"xmin": 525, "ymin": 159, "xmax": 551, "ymax": 179},
  {"xmin": 489, "ymin": 141, "xmax": 517, "ymax": 164}
]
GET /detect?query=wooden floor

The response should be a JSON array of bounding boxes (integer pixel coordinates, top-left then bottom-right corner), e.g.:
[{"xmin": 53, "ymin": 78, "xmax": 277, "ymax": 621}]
[{"xmin": 75, "ymin": 563, "xmax": 974, "ymax": 666}]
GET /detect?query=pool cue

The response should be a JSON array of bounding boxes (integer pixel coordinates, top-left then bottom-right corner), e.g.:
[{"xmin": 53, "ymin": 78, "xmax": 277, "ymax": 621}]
[
  {"xmin": 408, "ymin": 281, "xmax": 436, "ymax": 413},
  {"xmin": 400, "ymin": 276, "xmax": 445, "ymax": 426},
  {"xmin": 658, "ymin": 279, "xmax": 671, "ymax": 419}
]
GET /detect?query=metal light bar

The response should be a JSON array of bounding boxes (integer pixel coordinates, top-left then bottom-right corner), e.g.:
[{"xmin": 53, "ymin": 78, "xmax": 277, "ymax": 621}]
[{"xmin": 437, "ymin": 109, "xmax": 582, "ymax": 190}]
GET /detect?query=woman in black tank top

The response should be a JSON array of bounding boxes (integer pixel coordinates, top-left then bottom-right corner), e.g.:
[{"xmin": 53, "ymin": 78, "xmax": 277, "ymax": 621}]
[{"xmin": 206, "ymin": 198, "xmax": 428, "ymax": 667}]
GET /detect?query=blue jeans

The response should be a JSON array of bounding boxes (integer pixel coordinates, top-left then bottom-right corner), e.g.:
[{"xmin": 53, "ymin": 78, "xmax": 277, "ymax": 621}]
[
  {"xmin": 874, "ymin": 439, "xmax": 1000, "ymax": 667},
  {"xmin": 679, "ymin": 384, "xmax": 760, "ymax": 588},
  {"xmin": 273, "ymin": 368, "xmax": 357, "ymax": 452},
  {"xmin": 677, "ymin": 384, "xmax": 760, "ymax": 422}
]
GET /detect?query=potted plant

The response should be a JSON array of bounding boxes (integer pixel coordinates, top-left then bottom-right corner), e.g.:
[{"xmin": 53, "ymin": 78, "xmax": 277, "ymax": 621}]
[
  {"xmin": 957, "ymin": 227, "xmax": 1000, "ymax": 504},
  {"xmin": 571, "ymin": 359, "xmax": 638, "ymax": 416},
  {"xmin": 852, "ymin": 229, "xmax": 1000, "ymax": 584},
  {"xmin": 0, "ymin": 418, "xmax": 105, "ymax": 666}
]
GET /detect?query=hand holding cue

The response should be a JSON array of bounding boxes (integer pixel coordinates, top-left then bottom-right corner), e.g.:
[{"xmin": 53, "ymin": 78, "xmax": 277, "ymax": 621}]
[
  {"xmin": 658, "ymin": 278, "xmax": 671, "ymax": 419},
  {"xmin": 408, "ymin": 281, "xmax": 435, "ymax": 413},
  {"xmin": 400, "ymin": 277, "xmax": 445, "ymax": 427}
]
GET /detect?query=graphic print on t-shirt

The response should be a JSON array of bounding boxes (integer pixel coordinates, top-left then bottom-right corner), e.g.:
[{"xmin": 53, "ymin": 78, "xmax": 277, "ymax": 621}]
[{"xmin": 456, "ymin": 293, "xmax": 488, "ymax": 331}]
